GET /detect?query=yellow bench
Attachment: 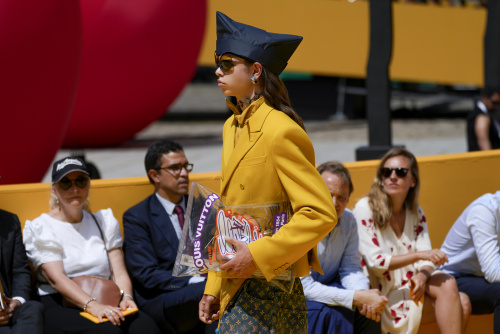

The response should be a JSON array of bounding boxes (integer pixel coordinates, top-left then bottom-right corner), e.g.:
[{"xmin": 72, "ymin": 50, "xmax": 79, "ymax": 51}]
[{"xmin": 1, "ymin": 150, "xmax": 499, "ymax": 333}]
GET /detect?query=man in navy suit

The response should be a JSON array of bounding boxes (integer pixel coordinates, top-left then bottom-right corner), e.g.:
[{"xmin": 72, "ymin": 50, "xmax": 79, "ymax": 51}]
[
  {"xmin": 123, "ymin": 140, "xmax": 213, "ymax": 334},
  {"xmin": 0, "ymin": 209, "xmax": 43, "ymax": 334}
]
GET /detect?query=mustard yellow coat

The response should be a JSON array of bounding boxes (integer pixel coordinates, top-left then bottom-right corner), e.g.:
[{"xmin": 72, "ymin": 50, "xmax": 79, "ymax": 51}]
[{"xmin": 204, "ymin": 98, "xmax": 337, "ymax": 314}]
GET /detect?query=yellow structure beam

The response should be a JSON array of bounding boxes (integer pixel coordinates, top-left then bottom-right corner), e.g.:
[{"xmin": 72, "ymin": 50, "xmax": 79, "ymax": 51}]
[{"xmin": 198, "ymin": 1, "xmax": 485, "ymax": 86}]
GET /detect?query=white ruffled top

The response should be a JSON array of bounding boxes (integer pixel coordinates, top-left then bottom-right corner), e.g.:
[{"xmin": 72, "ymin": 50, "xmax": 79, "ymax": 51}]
[{"xmin": 23, "ymin": 208, "xmax": 122, "ymax": 296}]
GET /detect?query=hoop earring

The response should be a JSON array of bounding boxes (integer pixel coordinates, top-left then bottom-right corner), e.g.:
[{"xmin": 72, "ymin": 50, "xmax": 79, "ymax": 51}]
[{"xmin": 251, "ymin": 77, "xmax": 257, "ymax": 84}]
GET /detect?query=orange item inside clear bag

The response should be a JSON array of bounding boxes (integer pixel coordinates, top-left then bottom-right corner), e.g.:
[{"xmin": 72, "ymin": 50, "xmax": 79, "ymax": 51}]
[{"xmin": 214, "ymin": 209, "xmax": 263, "ymax": 264}]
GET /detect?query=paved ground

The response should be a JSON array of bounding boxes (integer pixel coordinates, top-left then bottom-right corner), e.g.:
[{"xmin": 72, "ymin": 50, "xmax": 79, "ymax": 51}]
[
  {"xmin": 41, "ymin": 117, "xmax": 467, "ymax": 182},
  {"xmin": 41, "ymin": 83, "xmax": 469, "ymax": 182}
]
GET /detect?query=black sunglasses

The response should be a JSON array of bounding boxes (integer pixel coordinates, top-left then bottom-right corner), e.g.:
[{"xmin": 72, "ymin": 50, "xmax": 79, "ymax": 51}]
[
  {"xmin": 380, "ymin": 167, "xmax": 410, "ymax": 178},
  {"xmin": 214, "ymin": 53, "xmax": 234, "ymax": 72},
  {"xmin": 57, "ymin": 175, "xmax": 89, "ymax": 190}
]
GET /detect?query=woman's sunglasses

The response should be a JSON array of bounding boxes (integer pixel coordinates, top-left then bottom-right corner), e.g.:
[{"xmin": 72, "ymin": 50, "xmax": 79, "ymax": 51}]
[
  {"xmin": 380, "ymin": 167, "xmax": 410, "ymax": 178},
  {"xmin": 214, "ymin": 53, "xmax": 234, "ymax": 72},
  {"xmin": 57, "ymin": 175, "xmax": 89, "ymax": 190}
]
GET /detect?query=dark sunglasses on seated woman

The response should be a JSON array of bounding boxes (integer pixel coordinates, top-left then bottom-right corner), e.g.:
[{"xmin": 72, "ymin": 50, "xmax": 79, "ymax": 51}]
[
  {"xmin": 214, "ymin": 52, "xmax": 234, "ymax": 72},
  {"xmin": 57, "ymin": 175, "xmax": 89, "ymax": 190},
  {"xmin": 380, "ymin": 167, "xmax": 410, "ymax": 178}
]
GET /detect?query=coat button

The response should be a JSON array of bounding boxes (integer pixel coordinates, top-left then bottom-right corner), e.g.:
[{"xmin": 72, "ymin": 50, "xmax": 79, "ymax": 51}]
[{"xmin": 240, "ymin": 184, "xmax": 244, "ymax": 190}]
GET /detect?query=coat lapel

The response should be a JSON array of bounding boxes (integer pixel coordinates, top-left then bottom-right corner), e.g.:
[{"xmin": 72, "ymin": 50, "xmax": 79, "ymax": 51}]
[
  {"xmin": 220, "ymin": 102, "xmax": 273, "ymax": 194},
  {"xmin": 150, "ymin": 195, "xmax": 179, "ymax": 251}
]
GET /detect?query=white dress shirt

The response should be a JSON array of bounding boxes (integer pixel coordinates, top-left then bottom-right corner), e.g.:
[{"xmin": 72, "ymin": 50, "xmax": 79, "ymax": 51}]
[
  {"xmin": 154, "ymin": 193, "xmax": 204, "ymax": 284},
  {"xmin": 155, "ymin": 193, "xmax": 185, "ymax": 240},
  {"xmin": 441, "ymin": 191, "xmax": 500, "ymax": 282}
]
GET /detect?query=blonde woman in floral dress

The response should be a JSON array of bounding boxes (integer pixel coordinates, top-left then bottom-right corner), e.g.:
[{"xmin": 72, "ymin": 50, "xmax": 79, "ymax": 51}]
[{"xmin": 353, "ymin": 148, "xmax": 470, "ymax": 334}]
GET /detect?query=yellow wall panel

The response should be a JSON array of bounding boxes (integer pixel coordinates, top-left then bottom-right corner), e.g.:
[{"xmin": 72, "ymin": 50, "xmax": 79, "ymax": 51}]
[{"xmin": 198, "ymin": 1, "xmax": 485, "ymax": 86}]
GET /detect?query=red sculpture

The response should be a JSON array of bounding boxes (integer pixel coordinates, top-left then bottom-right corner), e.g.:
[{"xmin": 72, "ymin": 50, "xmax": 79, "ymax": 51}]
[
  {"xmin": 0, "ymin": 0, "xmax": 206, "ymax": 184},
  {"xmin": 0, "ymin": 1, "xmax": 81, "ymax": 184},
  {"xmin": 63, "ymin": 0, "xmax": 206, "ymax": 148}
]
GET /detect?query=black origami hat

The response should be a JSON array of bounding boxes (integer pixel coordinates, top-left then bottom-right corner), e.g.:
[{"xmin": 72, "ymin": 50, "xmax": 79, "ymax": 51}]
[{"xmin": 215, "ymin": 11, "xmax": 303, "ymax": 75}]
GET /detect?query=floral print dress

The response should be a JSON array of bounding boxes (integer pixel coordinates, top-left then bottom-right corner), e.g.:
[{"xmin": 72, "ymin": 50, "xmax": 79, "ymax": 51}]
[{"xmin": 353, "ymin": 197, "xmax": 435, "ymax": 334}]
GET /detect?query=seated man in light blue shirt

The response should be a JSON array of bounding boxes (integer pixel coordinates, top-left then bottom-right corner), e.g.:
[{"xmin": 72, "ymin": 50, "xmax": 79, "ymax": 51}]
[
  {"xmin": 441, "ymin": 191, "xmax": 500, "ymax": 334},
  {"xmin": 301, "ymin": 161, "xmax": 388, "ymax": 334}
]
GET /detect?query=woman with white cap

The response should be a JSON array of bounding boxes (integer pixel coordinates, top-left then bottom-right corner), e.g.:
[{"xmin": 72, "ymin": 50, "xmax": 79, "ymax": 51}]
[
  {"xmin": 23, "ymin": 157, "xmax": 160, "ymax": 334},
  {"xmin": 199, "ymin": 12, "xmax": 337, "ymax": 333}
]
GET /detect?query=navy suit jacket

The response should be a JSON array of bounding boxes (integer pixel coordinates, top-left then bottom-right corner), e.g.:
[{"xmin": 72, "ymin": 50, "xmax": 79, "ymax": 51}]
[
  {"xmin": 0, "ymin": 210, "xmax": 32, "ymax": 301},
  {"xmin": 123, "ymin": 194, "xmax": 192, "ymax": 307}
]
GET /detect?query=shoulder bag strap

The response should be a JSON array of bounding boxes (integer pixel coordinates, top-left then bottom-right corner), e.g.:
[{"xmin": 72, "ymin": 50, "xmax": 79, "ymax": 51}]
[{"xmin": 90, "ymin": 213, "xmax": 114, "ymax": 280}]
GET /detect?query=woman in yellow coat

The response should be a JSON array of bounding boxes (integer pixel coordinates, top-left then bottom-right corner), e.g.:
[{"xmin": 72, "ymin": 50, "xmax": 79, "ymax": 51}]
[{"xmin": 198, "ymin": 12, "xmax": 337, "ymax": 333}]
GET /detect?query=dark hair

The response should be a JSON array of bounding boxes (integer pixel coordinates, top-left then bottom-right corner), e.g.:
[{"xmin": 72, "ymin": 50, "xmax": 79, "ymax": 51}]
[
  {"xmin": 145, "ymin": 140, "xmax": 184, "ymax": 184},
  {"xmin": 368, "ymin": 147, "xmax": 420, "ymax": 229},
  {"xmin": 70, "ymin": 152, "xmax": 101, "ymax": 180},
  {"xmin": 317, "ymin": 161, "xmax": 354, "ymax": 195},
  {"xmin": 482, "ymin": 86, "xmax": 500, "ymax": 99},
  {"xmin": 259, "ymin": 66, "xmax": 306, "ymax": 131},
  {"xmin": 225, "ymin": 54, "xmax": 305, "ymax": 131}
]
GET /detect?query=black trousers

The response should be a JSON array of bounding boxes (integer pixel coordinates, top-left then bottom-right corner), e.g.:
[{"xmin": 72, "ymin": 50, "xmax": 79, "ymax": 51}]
[
  {"xmin": 141, "ymin": 282, "xmax": 217, "ymax": 334},
  {"xmin": 0, "ymin": 300, "xmax": 44, "ymax": 334},
  {"xmin": 40, "ymin": 293, "xmax": 160, "ymax": 334},
  {"xmin": 455, "ymin": 275, "xmax": 500, "ymax": 334}
]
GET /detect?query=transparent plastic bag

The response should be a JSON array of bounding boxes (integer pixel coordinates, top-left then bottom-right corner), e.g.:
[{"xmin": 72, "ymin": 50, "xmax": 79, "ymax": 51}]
[{"xmin": 173, "ymin": 182, "xmax": 295, "ymax": 285}]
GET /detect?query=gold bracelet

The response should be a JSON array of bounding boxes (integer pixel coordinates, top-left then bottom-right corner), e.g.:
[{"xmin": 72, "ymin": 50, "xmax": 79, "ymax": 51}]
[{"xmin": 83, "ymin": 297, "xmax": 97, "ymax": 312}]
